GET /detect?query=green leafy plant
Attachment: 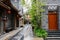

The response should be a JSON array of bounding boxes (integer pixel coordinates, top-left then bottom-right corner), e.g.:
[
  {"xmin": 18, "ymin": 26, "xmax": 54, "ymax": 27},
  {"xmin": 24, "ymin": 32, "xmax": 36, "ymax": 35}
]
[
  {"xmin": 34, "ymin": 28, "xmax": 47, "ymax": 38},
  {"xmin": 21, "ymin": 0, "xmax": 47, "ymax": 38},
  {"xmin": 21, "ymin": 0, "xmax": 25, "ymax": 5},
  {"xmin": 29, "ymin": 0, "xmax": 47, "ymax": 38}
]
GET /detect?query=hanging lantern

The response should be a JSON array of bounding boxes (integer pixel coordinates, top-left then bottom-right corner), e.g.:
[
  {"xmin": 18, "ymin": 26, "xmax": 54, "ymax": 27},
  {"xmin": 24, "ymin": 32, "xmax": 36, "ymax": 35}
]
[{"xmin": 8, "ymin": 10, "xmax": 11, "ymax": 14}]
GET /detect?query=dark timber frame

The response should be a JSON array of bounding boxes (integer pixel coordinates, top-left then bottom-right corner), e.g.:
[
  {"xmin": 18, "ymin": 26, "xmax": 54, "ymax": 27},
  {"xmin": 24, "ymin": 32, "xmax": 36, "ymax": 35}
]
[{"xmin": 0, "ymin": 0, "xmax": 20, "ymax": 35}]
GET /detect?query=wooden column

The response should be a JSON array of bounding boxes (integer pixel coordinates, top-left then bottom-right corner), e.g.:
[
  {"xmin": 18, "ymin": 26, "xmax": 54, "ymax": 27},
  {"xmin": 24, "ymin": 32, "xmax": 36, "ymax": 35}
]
[
  {"xmin": 3, "ymin": 11, "xmax": 7, "ymax": 32},
  {"xmin": 0, "ymin": 17, "xmax": 1, "ymax": 34},
  {"xmin": 14, "ymin": 16, "xmax": 17, "ymax": 29},
  {"xmin": 4, "ymin": 21, "xmax": 6, "ymax": 32}
]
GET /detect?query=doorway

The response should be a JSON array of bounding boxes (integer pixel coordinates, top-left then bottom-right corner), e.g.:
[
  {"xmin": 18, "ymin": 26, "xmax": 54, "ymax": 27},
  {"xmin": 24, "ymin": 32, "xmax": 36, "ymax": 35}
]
[{"xmin": 48, "ymin": 11, "xmax": 58, "ymax": 31}]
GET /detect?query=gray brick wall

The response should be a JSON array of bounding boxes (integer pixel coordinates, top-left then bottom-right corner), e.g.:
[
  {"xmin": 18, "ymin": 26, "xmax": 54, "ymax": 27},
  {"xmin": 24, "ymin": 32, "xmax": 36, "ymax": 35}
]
[
  {"xmin": 41, "ymin": 14, "xmax": 48, "ymax": 30},
  {"xmin": 41, "ymin": 0, "xmax": 60, "ymax": 30},
  {"xmin": 58, "ymin": 6, "xmax": 60, "ymax": 30},
  {"xmin": 47, "ymin": 0, "xmax": 58, "ymax": 4}
]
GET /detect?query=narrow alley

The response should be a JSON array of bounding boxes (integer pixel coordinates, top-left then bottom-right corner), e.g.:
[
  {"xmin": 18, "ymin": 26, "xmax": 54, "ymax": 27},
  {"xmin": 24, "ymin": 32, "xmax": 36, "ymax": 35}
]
[{"xmin": 0, "ymin": 0, "xmax": 60, "ymax": 40}]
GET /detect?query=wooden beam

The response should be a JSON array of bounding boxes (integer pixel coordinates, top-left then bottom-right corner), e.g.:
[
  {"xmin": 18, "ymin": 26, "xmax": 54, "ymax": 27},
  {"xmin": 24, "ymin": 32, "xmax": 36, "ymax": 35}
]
[{"xmin": 0, "ymin": 2, "xmax": 11, "ymax": 10}]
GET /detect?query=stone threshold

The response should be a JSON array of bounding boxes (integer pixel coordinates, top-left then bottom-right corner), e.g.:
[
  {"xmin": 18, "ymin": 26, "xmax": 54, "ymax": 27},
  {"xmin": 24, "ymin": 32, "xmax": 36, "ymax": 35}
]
[{"xmin": 0, "ymin": 28, "xmax": 23, "ymax": 40}]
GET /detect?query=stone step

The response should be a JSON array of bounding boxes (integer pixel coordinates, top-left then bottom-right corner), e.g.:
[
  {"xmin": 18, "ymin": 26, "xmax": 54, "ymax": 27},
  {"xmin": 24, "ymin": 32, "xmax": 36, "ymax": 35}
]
[
  {"xmin": 48, "ymin": 35, "xmax": 60, "ymax": 37},
  {"xmin": 48, "ymin": 31, "xmax": 60, "ymax": 33},
  {"xmin": 48, "ymin": 33, "xmax": 60, "ymax": 35},
  {"xmin": 46, "ymin": 37, "xmax": 60, "ymax": 40},
  {"xmin": 46, "ymin": 38, "xmax": 60, "ymax": 40},
  {"xmin": 48, "ymin": 31, "xmax": 60, "ymax": 37}
]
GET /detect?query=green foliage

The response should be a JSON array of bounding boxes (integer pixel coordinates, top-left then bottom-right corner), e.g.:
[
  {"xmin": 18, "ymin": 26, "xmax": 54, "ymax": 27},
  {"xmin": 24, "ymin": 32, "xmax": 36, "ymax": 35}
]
[
  {"xmin": 20, "ymin": 0, "xmax": 47, "ymax": 38},
  {"xmin": 21, "ymin": 0, "xmax": 25, "ymax": 5},
  {"xmin": 29, "ymin": 0, "xmax": 47, "ymax": 38},
  {"xmin": 34, "ymin": 28, "xmax": 47, "ymax": 38},
  {"xmin": 29, "ymin": 0, "xmax": 45, "ymax": 28}
]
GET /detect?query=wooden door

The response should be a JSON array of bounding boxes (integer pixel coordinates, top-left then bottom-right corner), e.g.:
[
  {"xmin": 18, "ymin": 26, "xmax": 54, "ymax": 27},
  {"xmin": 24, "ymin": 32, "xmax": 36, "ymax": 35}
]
[{"xmin": 48, "ymin": 11, "xmax": 58, "ymax": 31}]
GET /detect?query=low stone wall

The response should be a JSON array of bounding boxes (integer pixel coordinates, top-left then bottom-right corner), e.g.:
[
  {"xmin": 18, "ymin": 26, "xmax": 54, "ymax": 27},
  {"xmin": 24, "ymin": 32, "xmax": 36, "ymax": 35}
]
[{"xmin": 0, "ymin": 28, "xmax": 23, "ymax": 40}]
